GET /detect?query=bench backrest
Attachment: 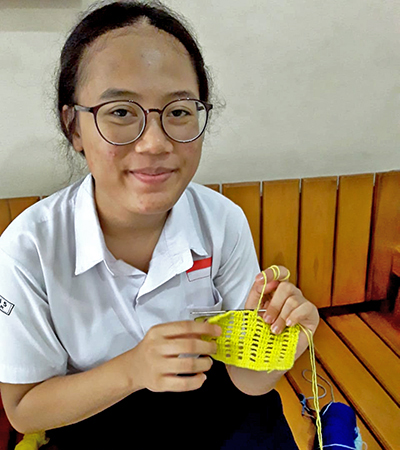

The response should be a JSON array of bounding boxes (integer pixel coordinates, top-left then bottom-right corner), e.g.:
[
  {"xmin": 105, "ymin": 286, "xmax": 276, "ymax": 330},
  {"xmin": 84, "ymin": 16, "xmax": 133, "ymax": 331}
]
[
  {"xmin": 210, "ymin": 171, "xmax": 400, "ymax": 308},
  {"xmin": 1, "ymin": 170, "xmax": 399, "ymax": 308}
]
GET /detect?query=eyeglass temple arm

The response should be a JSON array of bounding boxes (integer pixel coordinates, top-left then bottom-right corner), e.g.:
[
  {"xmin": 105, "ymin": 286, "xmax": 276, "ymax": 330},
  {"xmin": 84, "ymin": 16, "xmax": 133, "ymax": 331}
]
[{"xmin": 74, "ymin": 105, "xmax": 92, "ymax": 112}]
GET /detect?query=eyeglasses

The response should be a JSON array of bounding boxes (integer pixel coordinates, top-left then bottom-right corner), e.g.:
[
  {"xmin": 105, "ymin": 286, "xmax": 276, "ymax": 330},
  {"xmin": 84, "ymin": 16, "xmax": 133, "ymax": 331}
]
[{"xmin": 74, "ymin": 98, "xmax": 213, "ymax": 145}]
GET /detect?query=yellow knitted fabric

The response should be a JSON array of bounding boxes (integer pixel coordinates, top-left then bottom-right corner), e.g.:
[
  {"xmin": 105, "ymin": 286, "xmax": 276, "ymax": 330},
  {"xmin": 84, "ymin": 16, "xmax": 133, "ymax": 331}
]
[
  {"xmin": 203, "ymin": 310, "xmax": 300, "ymax": 371},
  {"xmin": 197, "ymin": 269, "xmax": 300, "ymax": 371},
  {"xmin": 196, "ymin": 268, "xmax": 322, "ymax": 447},
  {"xmin": 15, "ymin": 431, "xmax": 49, "ymax": 450}
]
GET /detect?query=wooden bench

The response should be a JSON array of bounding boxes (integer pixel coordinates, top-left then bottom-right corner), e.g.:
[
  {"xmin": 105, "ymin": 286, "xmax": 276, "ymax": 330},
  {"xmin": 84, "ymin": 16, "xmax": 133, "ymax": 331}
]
[
  {"xmin": 1, "ymin": 171, "xmax": 400, "ymax": 449},
  {"xmin": 212, "ymin": 171, "xmax": 400, "ymax": 450}
]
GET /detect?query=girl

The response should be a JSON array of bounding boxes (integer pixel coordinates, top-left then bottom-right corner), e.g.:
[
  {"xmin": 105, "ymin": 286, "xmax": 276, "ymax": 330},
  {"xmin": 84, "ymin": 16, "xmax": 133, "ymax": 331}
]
[{"xmin": 0, "ymin": 2, "xmax": 319, "ymax": 449}]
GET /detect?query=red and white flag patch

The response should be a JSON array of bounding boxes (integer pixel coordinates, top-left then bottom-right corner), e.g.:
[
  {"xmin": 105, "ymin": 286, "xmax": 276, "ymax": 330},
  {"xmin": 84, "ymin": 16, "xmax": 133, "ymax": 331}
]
[{"xmin": 186, "ymin": 257, "xmax": 212, "ymax": 282}]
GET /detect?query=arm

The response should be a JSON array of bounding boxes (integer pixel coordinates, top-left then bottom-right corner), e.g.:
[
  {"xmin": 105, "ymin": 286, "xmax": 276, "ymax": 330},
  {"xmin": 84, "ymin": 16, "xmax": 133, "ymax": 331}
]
[
  {"xmin": 1, "ymin": 350, "xmax": 138, "ymax": 434},
  {"xmin": 1, "ymin": 321, "xmax": 220, "ymax": 434},
  {"xmin": 226, "ymin": 266, "xmax": 320, "ymax": 396},
  {"xmin": 226, "ymin": 330, "xmax": 313, "ymax": 396}
]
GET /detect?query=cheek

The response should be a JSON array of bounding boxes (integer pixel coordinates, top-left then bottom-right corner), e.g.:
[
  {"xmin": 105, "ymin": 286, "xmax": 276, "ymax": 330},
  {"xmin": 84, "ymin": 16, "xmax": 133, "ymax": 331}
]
[
  {"xmin": 184, "ymin": 142, "xmax": 202, "ymax": 171},
  {"xmin": 105, "ymin": 148, "xmax": 119, "ymax": 161}
]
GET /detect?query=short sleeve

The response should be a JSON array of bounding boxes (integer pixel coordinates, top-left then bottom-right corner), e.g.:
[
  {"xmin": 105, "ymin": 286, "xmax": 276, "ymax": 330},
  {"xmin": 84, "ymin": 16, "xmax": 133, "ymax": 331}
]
[
  {"xmin": 214, "ymin": 211, "xmax": 260, "ymax": 310},
  {"xmin": 0, "ymin": 248, "xmax": 68, "ymax": 384}
]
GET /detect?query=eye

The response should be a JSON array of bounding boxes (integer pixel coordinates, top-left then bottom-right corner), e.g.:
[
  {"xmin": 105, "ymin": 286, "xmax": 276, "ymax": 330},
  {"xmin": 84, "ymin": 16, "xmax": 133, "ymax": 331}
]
[
  {"xmin": 170, "ymin": 109, "xmax": 191, "ymax": 118},
  {"xmin": 112, "ymin": 108, "xmax": 131, "ymax": 118}
]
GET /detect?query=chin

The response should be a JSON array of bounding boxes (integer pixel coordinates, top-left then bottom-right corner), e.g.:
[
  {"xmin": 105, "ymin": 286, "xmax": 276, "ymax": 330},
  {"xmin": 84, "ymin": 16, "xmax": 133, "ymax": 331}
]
[
  {"xmin": 131, "ymin": 186, "xmax": 187, "ymax": 215},
  {"xmin": 130, "ymin": 198, "xmax": 175, "ymax": 216}
]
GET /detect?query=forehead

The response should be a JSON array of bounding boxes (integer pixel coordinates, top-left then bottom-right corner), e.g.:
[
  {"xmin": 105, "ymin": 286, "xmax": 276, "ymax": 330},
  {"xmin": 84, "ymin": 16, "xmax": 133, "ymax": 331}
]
[{"xmin": 76, "ymin": 22, "xmax": 199, "ymax": 103}]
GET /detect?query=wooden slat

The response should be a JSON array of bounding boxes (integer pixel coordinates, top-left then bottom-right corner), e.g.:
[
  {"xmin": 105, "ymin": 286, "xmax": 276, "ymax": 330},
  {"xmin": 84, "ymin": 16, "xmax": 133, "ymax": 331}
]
[
  {"xmin": 392, "ymin": 245, "xmax": 400, "ymax": 277},
  {"xmin": 8, "ymin": 197, "xmax": 39, "ymax": 220},
  {"xmin": 390, "ymin": 245, "xmax": 400, "ymax": 324},
  {"xmin": 275, "ymin": 375, "xmax": 315, "ymax": 450},
  {"xmin": 313, "ymin": 320, "xmax": 400, "ymax": 449},
  {"xmin": 367, "ymin": 171, "xmax": 400, "ymax": 301},
  {"xmin": 298, "ymin": 177, "xmax": 337, "ymax": 308},
  {"xmin": 204, "ymin": 184, "xmax": 220, "ymax": 192},
  {"xmin": 0, "ymin": 199, "xmax": 11, "ymax": 235},
  {"xmin": 287, "ymin": 351, "xmax": 383, "ymax": 450},
  {"xmin": 222, "ymin": 182, "xmax": 261, "ymax": 261},
  {"xmin": 262, "ymin": 179, "xmax": 300, "ymax": 285},
  {"xmin": 327, "ymin": 314, "xmax": 400, "ymax": 405},
  {"xmin": 359, "ymin": 311, "xmax": 400, "ymax": 358},
  {"xmin": 332, "ymin": 174, "xmax": 374, "ymax": 305}
]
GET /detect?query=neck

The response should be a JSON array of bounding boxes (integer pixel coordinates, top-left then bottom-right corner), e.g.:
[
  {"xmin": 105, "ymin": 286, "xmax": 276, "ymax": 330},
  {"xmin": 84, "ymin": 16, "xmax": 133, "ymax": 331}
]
[
  {"xmin": 93, "ymin": 181, "xmax": 169, "ymax": 238},
  {"xmin": 98, "ymin": 204, "xmax": 168, "ymax": 240},
  {"xmin": 94, "ymin": 192, "xmax": 169, "ymax": 273}
]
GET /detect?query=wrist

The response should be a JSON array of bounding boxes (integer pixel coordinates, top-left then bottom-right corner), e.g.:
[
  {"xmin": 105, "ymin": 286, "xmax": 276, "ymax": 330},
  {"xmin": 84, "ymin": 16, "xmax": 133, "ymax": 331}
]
[{"xmin": 116, "ymin": 346, "xmax": 145, "ymax": 394}]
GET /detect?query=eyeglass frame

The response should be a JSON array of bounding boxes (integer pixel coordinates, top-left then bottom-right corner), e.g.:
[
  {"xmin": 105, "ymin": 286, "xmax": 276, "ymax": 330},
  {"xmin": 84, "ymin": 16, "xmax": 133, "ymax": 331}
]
[{"xmin": 73, "ymin": 98, "xmax": 213, "ymax": 146}]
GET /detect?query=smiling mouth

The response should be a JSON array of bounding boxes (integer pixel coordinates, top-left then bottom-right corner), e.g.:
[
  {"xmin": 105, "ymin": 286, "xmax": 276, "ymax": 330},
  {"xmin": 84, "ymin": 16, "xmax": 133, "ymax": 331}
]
[{"xmin": 128, "ymin": 169, "xmax": 176, "ymax": 184}]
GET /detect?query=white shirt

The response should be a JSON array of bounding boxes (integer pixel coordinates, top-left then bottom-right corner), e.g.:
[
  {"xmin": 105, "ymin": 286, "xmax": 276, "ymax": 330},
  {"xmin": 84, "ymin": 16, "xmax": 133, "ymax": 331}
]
[{"xmin": 0, "ymin": 175, "xmax": 259, "ymax": 384}]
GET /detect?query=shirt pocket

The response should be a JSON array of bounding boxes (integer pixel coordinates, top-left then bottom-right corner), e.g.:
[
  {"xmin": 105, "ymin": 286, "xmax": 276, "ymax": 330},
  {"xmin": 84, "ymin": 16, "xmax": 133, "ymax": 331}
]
[{"xmin": 187, "ymin": 282, "xmax": 223, "ymax": 320}]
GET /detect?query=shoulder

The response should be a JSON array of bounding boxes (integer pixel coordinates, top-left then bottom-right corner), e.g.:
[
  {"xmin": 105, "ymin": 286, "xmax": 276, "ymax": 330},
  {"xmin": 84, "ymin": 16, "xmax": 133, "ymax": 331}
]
[
  {"xmin": 182, "ymin": 183, "xmax": 251, "ymax": 254},
  {"xmin": 0, "ymin": 178, "xmax": 84, "ymax": 265},
  {"xmin": 184, "ymin": 182, "xmax": 246, "ymax": 222}
]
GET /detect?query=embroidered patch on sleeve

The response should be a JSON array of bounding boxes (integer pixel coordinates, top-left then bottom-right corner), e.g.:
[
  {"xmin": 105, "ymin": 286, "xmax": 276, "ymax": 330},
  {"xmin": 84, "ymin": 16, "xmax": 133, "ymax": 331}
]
[{"xmin": 0, "ymin": 295, "xmax": 15, "ymax": 316}]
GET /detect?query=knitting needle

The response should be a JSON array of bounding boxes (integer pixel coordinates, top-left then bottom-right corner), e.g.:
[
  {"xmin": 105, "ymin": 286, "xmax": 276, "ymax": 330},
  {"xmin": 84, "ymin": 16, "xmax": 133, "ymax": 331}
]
[{"xmin": 190, "ymin": 309, "xmax": 267, "ymax": 317}]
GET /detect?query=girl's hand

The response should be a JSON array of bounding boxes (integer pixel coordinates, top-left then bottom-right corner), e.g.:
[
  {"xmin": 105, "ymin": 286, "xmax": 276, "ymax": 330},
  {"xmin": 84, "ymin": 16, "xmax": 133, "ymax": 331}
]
[
  {"xmin": 131, "ymin": 321, "xmax": 221, "ymax": 392},
  {"xmin": 245, "ymin": 265, "xmax": 319, "ymax": 335}
]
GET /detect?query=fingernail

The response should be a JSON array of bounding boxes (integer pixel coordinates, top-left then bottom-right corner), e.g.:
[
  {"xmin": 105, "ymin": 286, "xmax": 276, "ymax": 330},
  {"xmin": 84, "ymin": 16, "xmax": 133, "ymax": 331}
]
[
  {"xmin": 256, "ymin": 273, "xmax": 264, "ymax": 282},
  {"xmin": 264, "ymin": 315, "xmax": 273, "ymax": 324},
  {"xmin": 271, "ymin": 325, "xmax": 279, "ymax": 334},
  {"xmin": 286, "ymin": 319, "xmax": 293, "ymax": 327}
]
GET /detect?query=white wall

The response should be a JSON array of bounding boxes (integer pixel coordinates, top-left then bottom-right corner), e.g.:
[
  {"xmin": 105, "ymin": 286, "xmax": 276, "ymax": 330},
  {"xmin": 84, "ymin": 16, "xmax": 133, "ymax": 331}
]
[{"xmin": 0, "ymin": 0, "xmax": 399, "ymax": 198}]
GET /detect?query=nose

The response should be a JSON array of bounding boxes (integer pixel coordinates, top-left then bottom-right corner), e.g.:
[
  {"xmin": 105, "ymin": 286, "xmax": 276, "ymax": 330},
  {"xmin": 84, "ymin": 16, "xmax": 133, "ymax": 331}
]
[{"xmin": 134, "ymin": 114, "xmax": 174, "ymax": 155}]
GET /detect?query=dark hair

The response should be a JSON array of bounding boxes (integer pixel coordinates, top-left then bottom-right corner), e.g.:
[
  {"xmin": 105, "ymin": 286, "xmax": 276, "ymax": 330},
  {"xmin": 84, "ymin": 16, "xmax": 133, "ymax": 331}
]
[{"xmin": 57, "ymin": 1, "xmax": 211, "ymax": 144}]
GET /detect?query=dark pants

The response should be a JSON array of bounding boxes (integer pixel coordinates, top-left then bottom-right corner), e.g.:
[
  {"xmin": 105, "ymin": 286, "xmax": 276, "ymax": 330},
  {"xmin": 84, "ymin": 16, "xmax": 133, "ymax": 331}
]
[{"xmin": 46, "ymin": 361, "xmax": 298, "ymax": 449}]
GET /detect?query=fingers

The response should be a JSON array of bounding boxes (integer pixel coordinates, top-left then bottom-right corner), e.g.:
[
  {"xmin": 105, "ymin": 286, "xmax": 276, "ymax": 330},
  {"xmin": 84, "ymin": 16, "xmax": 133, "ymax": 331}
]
[
  {"xmin": 154, "ymin": 320, "xmax": 222, "ymax": 339},
  {"xmin": 259, "ymin": 265, "xmax": 291, "ymax": 284},
  {"xmin": 140, "ymin": 321, "xmax": 220, "ymax": 393},
  {"xmin": 244, "ymin": 265, "xmax": 316, "ymax": 335},
  {"xmin": 162, "ymin": 373, "xmax": 208, "ymax": 392},
  {"xmin": 162, "ymin": 338, "xmax": 217, "ymax": 357},
  {"xmin": 168, "ymin": 355, "xmax": 213, "ymax": 375},
  {"xmin": 262, "ymin": 282, "xmax": 308, "ymax": 334},
  {"xmin": 245, "ymin": 265, "xmax": 290, "ymax": 310},
  {"xmin": 245, "ymin": 275, "xmax": 278, "ymax": 310}
]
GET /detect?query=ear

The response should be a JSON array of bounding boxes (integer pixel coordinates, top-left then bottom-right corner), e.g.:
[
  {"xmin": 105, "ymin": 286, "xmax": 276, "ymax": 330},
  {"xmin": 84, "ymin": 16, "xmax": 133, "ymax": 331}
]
[{"xmin": 62, "ymin": 105, "xmax": 83, "ymax": 153}]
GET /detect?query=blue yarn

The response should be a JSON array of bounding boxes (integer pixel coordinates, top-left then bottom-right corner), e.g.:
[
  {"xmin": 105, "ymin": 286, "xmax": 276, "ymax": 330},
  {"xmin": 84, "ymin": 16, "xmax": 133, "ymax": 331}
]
[{"xmin": 318, "ymin": 402, "xmax": 359, "ymax": 449}]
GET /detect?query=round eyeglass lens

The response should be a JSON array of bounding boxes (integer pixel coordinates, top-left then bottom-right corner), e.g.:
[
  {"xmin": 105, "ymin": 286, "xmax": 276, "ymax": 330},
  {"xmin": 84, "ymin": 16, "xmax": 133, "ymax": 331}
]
[
  {"xmin": 96, "ymin": 101, "xmax": 145, "ymax": 145},
  {"xmin": 162, "ymin": 99, "xmax": 207, "ymax": 142}
]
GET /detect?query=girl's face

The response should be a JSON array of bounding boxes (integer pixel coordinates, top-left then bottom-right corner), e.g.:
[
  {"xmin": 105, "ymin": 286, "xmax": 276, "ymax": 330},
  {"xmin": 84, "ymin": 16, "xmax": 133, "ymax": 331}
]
[{"xmin": 70, "ymin": 22, "xmax": 203, "ymax": 222}]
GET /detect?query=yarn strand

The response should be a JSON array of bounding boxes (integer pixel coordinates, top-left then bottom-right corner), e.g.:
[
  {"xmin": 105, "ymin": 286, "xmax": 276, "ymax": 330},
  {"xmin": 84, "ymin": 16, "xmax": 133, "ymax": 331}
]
[{"xmin": 259, "ymin": 270, "xmax": 323, "ymax": 449}]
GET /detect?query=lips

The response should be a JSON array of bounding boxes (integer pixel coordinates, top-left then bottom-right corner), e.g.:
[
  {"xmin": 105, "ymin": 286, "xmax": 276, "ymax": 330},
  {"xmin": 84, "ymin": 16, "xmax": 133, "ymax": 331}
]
[{"xmin": 128, "ymin": 167, "xmax": 176, "ymax": 184}]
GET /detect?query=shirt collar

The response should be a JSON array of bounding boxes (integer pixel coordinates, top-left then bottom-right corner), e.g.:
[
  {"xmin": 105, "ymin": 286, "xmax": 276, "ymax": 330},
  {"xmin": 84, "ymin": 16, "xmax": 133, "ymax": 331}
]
[
  {"xmin": 74, "ymin": 175, "xmax": 107, "ymax": 276},
  {"xmin": 137, "ymin": 185, "xmax": 208, "ymax": 296},
  {"xmin": 162, "ymin": 185, "xmax": 208, "ymax": 263},
  {"xmin": 74, "ymin": 178, "xmax": 208, "ymax": 277}
]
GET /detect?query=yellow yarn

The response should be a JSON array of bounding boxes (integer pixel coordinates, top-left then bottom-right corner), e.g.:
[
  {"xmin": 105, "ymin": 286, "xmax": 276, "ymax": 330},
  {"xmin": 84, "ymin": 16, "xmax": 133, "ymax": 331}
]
[
  {"xmin": 203, "ymin": 309, "xmax": 300, "ymax": 371},
  {"xmin": 198, "ymin": 269, "xmax": 300, "ymax": 372},
  {"xmin": 299, "ymin": 323, "xmax": 323, "ymax": 450},
  {"xmin": 198, "ymin": 267, "xmax": 323, "ymax": 448},
  {"xmin": 15, "ymin": 431, "xmax": 49, "ymax": 450}
]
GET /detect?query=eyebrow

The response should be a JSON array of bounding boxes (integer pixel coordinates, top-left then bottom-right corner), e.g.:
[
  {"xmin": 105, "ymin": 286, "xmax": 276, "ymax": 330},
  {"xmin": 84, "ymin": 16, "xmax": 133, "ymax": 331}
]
[
  {"xmin": 99, "ymin": 88, "xmax": 199, "ymax": 102},
  {"xmin": 165, "ymin": 90, "xmax": 198, "ymax": 100},
  {"xmin": 99, "ymin": 88, "xmax": 142, "ymax": 101}
]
